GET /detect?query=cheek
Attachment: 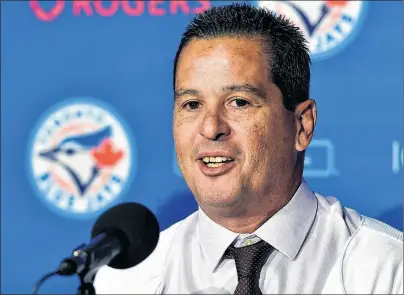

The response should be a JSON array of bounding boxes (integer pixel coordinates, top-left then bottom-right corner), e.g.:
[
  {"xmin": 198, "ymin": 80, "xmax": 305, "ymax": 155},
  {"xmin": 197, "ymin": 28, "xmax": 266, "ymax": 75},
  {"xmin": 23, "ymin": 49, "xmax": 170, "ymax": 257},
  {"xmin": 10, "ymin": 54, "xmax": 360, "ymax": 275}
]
[
  {"xmin": 173, "ymin": 116, "xmax": 197, "ymax": 162},
  {"xmin": 241, "ymin": 113, "xmax": 293, "ymax": 170},
  {"xmin": 247, "ymin": 124, "xmax": 272, "ymax": 166}
]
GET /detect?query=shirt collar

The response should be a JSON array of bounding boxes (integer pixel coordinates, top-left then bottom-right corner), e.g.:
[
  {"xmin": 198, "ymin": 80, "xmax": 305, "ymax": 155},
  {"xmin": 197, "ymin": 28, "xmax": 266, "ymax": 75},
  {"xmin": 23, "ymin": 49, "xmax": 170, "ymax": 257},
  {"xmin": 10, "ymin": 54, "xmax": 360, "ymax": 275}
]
[
  {"xmin": 197, "ymin": 207, "xmax": 239, "ymax": 272},
  {"xmin": 197, "ymin": 180, "xmax": 318, "ymax": 272}
]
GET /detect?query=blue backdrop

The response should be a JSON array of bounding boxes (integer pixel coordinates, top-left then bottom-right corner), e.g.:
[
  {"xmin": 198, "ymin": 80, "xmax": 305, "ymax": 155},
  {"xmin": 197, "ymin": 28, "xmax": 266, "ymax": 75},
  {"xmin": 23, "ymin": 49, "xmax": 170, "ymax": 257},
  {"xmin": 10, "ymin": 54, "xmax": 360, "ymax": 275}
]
[{"xmin": 1, "ymin": 1, "xmax": 402, "ymax": 294}]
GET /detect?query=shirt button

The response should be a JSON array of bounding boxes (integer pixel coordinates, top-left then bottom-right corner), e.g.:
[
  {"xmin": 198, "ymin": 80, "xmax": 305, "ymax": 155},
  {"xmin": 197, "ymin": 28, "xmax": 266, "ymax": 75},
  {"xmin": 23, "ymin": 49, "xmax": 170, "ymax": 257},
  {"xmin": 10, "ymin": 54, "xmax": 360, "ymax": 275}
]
[{"xmin": 245, "ymin": 240, "xmax": 253, "ymax": 246}]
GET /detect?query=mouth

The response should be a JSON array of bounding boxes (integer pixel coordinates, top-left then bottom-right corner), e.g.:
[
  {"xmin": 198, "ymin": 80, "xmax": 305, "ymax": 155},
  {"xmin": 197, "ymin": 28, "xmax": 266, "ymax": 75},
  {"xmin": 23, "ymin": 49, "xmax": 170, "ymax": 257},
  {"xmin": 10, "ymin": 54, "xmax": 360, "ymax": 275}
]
[
  {"xmin": 200, "ymin": 156, "xmax": 235, "ymax": 167},
  {"xmin": 197, "ymin": 155, "xmax": 237, "ymax": 177}
]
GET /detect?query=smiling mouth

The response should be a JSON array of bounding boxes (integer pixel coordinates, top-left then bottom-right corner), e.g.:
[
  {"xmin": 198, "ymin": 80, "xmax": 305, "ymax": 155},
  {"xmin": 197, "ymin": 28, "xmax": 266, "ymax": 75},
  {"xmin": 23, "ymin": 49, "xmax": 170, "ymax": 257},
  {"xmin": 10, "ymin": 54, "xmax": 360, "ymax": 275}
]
[{"xmin": 200, "ymin": 156, "xmax": 235, "ymax": 168}]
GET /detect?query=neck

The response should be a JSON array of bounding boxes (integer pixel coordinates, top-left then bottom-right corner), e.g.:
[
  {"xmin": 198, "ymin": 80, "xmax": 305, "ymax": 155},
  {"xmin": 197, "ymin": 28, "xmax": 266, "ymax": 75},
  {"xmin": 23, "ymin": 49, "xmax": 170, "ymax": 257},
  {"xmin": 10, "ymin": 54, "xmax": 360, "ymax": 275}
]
[{"xmin": 202, "ymin": 172, "xmax": 303, "ymax": 234}]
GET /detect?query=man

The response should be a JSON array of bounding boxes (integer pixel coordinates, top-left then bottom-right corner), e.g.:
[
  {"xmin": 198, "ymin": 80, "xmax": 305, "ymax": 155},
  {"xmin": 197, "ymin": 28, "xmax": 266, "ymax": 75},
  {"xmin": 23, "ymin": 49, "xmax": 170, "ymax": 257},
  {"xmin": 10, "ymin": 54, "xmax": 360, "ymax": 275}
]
[{"xmin": 94, "ymin": 3, "xmax": 403, "ymax": 294}]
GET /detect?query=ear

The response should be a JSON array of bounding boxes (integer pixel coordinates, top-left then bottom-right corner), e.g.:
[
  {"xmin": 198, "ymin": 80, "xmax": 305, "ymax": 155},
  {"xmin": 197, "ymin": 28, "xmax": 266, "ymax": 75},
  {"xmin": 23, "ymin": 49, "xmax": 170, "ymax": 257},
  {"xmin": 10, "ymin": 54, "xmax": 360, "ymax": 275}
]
[{"xmin": 295, "ymin": 99, "xmax": 317, "ymax": 152}]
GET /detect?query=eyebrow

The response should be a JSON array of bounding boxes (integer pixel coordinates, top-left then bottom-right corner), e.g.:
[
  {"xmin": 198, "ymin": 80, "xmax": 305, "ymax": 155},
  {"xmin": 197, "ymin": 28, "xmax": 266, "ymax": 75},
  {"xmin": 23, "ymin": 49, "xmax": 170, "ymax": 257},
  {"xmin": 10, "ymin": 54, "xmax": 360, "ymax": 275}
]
[
  {"xmin": 174, "ymin": 88, "xmax": 199, "ymax": 100},
  {"xmin": 174, "ymin": 83, "xmax": 267, "ymax": 100},
  {"xmin": 222, "ymin": 84, "xmax": 267, "ymax": 100}
]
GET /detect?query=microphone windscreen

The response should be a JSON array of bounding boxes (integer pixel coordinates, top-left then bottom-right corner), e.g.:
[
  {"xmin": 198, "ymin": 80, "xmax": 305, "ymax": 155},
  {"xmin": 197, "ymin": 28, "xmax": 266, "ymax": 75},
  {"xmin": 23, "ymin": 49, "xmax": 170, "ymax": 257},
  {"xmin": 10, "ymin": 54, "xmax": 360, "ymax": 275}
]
[{"xmin": 91, "ymin": 202, "xmax": 160, "ymax": 269}]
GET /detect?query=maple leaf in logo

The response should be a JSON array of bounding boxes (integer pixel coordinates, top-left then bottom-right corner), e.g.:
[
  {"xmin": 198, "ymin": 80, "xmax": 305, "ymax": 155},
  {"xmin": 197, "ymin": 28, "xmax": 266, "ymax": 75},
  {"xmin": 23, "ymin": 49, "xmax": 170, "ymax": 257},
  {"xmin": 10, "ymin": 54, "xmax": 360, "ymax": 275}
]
[
  {"xmin": 91, "ymin": 138, "xmax": 124, "ymax": 168},
  {"xmin": 325, "ymin": 1, "xmax": 347, "ymax": 8}
]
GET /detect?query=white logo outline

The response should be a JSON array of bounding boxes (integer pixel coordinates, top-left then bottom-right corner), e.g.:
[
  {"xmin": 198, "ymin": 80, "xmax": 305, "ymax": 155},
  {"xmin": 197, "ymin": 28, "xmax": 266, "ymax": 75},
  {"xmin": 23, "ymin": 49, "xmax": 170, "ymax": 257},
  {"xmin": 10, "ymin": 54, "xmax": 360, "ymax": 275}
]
[
  {"xmin": 27, "ymin": 97, "xmax": 136, "ymax": 219},
  {"xmin": 258, "ymin": 1, "xmax": 368, "ymax": 61}
]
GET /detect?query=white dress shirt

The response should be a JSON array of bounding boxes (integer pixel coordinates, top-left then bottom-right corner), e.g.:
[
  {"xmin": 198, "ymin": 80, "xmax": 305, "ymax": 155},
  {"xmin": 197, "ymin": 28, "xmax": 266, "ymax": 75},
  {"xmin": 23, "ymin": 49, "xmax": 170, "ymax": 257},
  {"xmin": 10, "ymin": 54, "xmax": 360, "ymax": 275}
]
[{"xmin": 94, "ymin": 181, "xmax": 403, "ymax": 294}]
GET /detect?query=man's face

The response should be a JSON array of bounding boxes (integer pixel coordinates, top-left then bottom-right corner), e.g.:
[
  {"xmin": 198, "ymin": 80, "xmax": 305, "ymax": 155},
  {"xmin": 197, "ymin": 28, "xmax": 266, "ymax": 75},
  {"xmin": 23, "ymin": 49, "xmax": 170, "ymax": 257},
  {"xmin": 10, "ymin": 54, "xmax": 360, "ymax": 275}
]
[{"xmin": 173, "ymin": 37, "xmax": 301, "ymax": 213}]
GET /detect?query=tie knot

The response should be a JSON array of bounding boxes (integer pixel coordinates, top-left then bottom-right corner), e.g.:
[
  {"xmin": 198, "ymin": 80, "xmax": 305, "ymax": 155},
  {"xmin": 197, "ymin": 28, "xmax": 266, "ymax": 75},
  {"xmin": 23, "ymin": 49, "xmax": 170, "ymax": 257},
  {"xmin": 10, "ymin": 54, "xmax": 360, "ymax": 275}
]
[{"xmin": 226, "ymin": 240, "xmax": 272, "ymax": 278}]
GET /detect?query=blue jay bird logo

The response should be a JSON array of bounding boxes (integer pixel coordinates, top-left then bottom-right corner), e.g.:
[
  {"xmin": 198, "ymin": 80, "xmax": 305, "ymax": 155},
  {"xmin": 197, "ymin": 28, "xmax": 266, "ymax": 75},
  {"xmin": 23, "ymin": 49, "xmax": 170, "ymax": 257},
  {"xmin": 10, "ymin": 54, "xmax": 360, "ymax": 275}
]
[
  {"xmin": 38, "ymin": 126, "xmax": 123, "ymax": 196},
  {"xmin": 29, "ymin": 101, "xmax": 133, "ymax": 218},
  {"xmin": 259, "ymin": 1, "xmax": 367, "ymax": 60}
]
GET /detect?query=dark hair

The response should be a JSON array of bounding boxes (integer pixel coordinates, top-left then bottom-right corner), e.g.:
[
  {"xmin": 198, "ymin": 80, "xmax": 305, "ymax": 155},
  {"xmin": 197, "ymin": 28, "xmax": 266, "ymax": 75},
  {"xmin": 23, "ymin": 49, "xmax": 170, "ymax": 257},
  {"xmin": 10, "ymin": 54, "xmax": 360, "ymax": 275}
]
[{"xmin": 173, "ymin": 3, "xmax": 311, "ymax": 111}]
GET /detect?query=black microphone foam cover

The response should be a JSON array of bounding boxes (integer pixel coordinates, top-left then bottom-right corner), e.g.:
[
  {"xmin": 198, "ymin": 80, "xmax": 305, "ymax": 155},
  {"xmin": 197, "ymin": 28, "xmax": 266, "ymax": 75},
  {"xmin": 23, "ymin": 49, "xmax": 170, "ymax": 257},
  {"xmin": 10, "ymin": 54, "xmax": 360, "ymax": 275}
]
[{"xmin": 91, "ymin": 202, "xmax": 160, "ymax": 269}]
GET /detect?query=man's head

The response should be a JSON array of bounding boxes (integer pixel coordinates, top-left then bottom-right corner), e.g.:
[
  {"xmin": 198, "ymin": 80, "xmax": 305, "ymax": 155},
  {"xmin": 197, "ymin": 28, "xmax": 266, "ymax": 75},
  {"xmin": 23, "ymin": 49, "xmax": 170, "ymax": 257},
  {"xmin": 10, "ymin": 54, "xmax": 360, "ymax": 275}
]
[{"xmin": 173, "ymin": 3, "xmax": 317, "ymax": 219}]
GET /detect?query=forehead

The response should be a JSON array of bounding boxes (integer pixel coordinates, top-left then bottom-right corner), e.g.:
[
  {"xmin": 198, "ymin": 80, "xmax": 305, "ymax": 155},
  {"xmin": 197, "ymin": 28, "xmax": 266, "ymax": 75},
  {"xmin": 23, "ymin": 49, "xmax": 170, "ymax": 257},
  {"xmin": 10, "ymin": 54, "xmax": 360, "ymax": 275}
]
[{"xmin": 175, "ymin": 37, "xmax": 271, "ymax": 88}]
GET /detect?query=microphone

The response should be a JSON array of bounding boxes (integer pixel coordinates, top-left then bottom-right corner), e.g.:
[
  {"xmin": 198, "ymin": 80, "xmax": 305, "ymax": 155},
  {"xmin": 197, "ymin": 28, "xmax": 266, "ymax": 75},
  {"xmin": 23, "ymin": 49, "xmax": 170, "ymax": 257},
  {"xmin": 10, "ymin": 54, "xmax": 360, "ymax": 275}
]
[
  {"xmin": 58, "ymin": 202, "xmax": 160, "ymax": 276},
  {"xmin": 32, "ymin": 202, "xmax": 160, "ymax": 294}
]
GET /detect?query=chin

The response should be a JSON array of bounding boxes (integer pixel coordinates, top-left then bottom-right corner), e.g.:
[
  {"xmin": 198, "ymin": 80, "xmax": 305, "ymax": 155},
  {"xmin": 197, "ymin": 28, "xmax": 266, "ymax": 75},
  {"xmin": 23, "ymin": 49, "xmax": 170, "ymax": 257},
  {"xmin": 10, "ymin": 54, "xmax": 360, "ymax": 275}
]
[{"xmin": 195, "ymin": 186, "xmax": 242, "ymax": 209}]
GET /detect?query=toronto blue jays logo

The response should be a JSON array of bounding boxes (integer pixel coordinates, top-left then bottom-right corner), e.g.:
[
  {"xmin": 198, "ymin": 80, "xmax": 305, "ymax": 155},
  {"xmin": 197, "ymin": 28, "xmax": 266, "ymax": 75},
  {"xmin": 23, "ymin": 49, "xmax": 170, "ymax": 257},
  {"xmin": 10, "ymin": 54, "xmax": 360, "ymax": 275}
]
[
  {"xmin": 259, "ymin": 1, "xmax": 367, "ymax": 60},
  {"xmin": 28, "ymin": 99, "xmax": 134, "ymax": 218}
]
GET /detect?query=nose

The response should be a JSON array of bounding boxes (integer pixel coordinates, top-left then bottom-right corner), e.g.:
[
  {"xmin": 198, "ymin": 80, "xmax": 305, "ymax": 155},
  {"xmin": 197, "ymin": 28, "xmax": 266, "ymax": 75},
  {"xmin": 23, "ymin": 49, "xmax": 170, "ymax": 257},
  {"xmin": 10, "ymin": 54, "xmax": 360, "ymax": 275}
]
[{"xmin": 199, "ymin": 108, "xmax": 231, "ymax": 141}]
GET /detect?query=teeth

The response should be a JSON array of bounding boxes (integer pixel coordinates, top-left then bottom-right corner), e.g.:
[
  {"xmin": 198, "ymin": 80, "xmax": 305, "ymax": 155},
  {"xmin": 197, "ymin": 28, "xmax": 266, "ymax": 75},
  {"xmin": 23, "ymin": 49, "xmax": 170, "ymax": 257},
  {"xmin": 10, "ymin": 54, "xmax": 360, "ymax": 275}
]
[
  {"xmin": 202, "ymin": 156, "xmax": 232, "ymax": 164},
  {"xmin": 207, "ymin": 162, "xmax": 223, "ymax": 168}
]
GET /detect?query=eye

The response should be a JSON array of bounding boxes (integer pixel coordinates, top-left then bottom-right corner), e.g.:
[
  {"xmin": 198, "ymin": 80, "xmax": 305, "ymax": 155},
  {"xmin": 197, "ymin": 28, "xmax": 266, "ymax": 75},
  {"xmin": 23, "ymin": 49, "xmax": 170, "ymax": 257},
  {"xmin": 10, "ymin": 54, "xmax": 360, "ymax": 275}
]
[
  {"xmin": 230, "ymin": 99, "xmax": 250, "ymax": 108},
  {"xmin": 64, "ymin": 148, "xmax": 76, "ymax": 155},
  {"xmin": 184, "ymin": 101, "xmax": 201, "ymax": 110}
]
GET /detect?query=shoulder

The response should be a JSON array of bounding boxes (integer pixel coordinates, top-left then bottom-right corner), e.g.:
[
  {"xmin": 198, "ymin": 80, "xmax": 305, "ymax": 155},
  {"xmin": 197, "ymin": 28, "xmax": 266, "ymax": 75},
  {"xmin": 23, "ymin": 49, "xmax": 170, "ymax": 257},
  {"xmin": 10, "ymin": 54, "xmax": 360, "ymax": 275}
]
[
  {"xmin": 334, "ymin": 216, "xmax": 403, "ymax": 294},
  {"xmin": 94, "ymin": 211, "xmax": 199, "ymax": 294},
  {"xmin": 343, "ymin": 217, "xmax": 403, "ymax": 279},
  {"xmin": 348, "ymin": 216, "xmax": 403, "ymax": 251},
  {"xmin": 313, "ymin": 193, "xmax": 403, "ymax": 293}
]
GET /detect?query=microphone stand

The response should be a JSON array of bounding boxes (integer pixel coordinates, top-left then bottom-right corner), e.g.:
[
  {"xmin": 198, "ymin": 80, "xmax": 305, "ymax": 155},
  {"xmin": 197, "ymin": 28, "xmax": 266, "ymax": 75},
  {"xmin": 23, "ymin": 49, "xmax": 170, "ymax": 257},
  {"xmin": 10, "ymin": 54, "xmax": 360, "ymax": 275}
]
[
  {"xmin": 71, "ymin": 232, "xmax": 121, "ymax": 295},
  {"xmin": 77, "ymin": 267, "xmax": 97, "ymax": 295},
  {"xmin": 72, "ymin": 244, "xmax": 98, "ymax": 295}
]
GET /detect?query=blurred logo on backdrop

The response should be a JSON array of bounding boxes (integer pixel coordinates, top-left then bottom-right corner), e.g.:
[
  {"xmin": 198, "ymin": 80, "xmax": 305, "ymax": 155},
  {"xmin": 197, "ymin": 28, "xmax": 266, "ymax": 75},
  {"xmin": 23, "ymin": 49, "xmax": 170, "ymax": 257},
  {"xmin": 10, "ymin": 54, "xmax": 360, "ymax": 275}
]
[
  {"xmin": 258, "ymin": 1, "xmax": 367, "ymax": 60},
  {"xmin": 28, "ymin": 98, "xmax": 135, "ymax": 219},
  {"xmin": 173, "ymin": 138, "xmax": 339, "ymax": 178},
  {"xmin": 392, "ymin": 140, "xmax": 402, "ymax": 174},
  {"xmin": 29, "ymin": 0, "xmax": 211, "ymax": 22},
  {"xmin": 303, "ymin": 139, "xmax": 338, "ymax": 177}
]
